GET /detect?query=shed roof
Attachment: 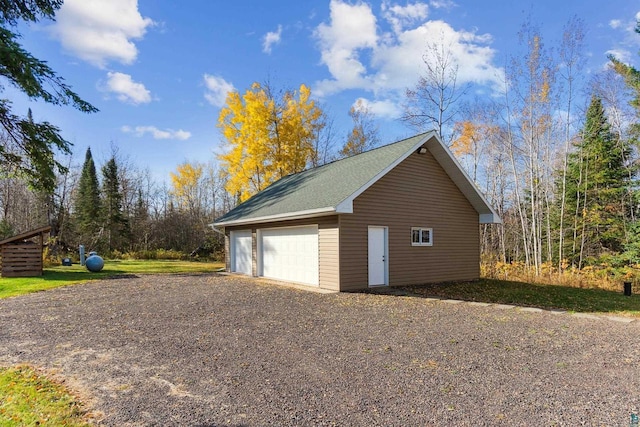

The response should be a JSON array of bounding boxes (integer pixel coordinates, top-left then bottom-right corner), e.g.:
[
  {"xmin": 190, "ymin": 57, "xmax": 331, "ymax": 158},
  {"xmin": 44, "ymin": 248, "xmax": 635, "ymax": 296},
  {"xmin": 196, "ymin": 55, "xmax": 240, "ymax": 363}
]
[
  {"xmin": 0, "ymin": 226, "xmax": 51, "ymax": 246},
  {"xmin": 214, "ymin": 131, "xmax": 500, "ymax": 226}
]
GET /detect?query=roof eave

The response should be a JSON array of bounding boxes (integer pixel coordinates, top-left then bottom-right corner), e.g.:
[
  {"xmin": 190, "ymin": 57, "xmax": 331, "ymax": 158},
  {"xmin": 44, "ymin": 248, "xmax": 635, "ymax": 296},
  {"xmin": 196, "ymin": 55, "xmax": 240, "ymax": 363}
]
[{"xmin": 212, "ymin": 206, "xmax": 337, "ymax": 227}]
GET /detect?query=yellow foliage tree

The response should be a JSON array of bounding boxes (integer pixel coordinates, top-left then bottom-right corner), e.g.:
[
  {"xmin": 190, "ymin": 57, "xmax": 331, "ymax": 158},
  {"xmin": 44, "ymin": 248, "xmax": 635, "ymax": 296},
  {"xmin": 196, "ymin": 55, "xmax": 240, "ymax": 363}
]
[
  {"xmin": 451, "ymin": 117, "xmax": 500, "ymax": 183},
  {"xmin": 218, "ymin": 83, "xmax": 323, "ymax": 202},
  {"xmin": 170, "ymin": 162, "xmax": 203, "ymax": 212},
  {"xmin": 451, "ymin": 120, "xmax": 479, "ymax": 157}
]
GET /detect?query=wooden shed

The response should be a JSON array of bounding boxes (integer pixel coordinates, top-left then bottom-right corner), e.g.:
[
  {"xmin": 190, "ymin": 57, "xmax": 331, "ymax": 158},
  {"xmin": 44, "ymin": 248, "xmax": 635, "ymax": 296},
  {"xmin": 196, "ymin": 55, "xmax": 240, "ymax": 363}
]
[{"xmin": 0, "ymin": 226, "xmax": 51, "ymax": 277}]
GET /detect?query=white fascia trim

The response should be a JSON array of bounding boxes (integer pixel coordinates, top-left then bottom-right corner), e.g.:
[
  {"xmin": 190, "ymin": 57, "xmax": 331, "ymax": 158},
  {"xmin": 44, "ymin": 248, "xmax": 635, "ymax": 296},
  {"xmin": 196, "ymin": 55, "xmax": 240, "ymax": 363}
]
[
  {"xmin": 480, "ymin": 213, "xmax": 502, "ymax": 224},
  {"xmin": 212, "ymin": 206, "xmax": 336, "ymax": 227},
  {"xmin": 335, "ymin": 131, "xmax": 437, "ymax": 213}
]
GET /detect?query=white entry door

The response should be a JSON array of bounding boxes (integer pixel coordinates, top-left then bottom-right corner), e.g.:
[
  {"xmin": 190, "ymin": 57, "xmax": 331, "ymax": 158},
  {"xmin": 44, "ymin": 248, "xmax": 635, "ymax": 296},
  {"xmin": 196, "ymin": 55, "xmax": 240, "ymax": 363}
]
[
  {"xmin": 230, "ymin": 230, "xmax": 252, "ymax": 275},
  {"xmin": 368, "ymin": 226, "xmax": 388, "ymax": 287},
  {"xmin": 259, "ymin": 225, "xmax": 319, "ymax": 286}
]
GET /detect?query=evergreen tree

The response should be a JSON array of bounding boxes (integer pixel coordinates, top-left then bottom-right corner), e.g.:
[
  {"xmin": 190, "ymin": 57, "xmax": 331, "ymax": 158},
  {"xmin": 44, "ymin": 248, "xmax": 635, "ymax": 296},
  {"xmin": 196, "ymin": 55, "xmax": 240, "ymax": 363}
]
[
  {"xmin": 0, "ymin": 1, "xmax": 97, "ymax": 194},
  {"xmin": 558, "ymin": 95, "xmax": 632, "ymax": 266},
  {"xmin": 101, "ymin": 157, "xmax": 129, "ymax": 252},
  {"xmin": 74, "ymin": 147, "xmax": 101, "ymax": 245},
  {"xmin": 131, "ymin": 189, "xmax": 150, "ymax": 251}
]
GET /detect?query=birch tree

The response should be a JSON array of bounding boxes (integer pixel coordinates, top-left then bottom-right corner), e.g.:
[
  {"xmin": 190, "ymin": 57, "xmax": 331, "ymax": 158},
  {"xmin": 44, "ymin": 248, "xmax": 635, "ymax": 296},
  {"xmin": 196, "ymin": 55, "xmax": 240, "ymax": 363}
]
[
  {"xmin": 500, "ymin": 22, "xmax": 557, "ymax": 273},
  {"xmin": 556, "ymin": 16, "xmax": 586, "ymax": 270},
  {"xmin": 402, "ymin": 34, "xmax": 468, "ymax": 143}
]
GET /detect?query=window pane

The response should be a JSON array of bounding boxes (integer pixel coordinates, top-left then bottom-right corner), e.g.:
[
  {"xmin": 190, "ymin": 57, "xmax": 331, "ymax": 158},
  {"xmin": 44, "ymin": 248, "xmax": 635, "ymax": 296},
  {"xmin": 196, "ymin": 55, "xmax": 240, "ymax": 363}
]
[
  {"xmin": 421, "ymin": 229, "xmax": 430, "ymax": 243},
  {"xmin": 412, "ymin": 229, "xmax": 420, "ymax": 243}
]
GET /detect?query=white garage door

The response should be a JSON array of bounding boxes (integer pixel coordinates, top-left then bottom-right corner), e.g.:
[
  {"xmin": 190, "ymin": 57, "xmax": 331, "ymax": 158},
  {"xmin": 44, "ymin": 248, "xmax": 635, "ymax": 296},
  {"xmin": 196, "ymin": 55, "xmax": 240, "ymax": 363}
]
[
  {"xmin": 259, "ymin": 226, "xmax": 319, "ymax": 286},
  {"xmin": 230, "ymin": 230, "xmax": 252, "ymax": 275}
]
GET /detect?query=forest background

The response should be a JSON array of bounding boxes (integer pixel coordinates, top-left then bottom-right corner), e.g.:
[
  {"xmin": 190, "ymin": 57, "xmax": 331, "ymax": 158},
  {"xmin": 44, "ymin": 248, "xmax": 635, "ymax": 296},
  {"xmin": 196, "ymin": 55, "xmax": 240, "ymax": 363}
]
[{"xmin": 2, "ymin": 3, "xmax": 640, "ymax": 290}]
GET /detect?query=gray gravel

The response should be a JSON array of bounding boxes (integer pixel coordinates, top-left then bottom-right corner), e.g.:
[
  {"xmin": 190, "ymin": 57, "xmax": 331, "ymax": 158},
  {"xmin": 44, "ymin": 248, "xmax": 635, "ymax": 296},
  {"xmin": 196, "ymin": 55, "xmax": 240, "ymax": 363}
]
[{"xmin": 0, "ymin": 274, "xmax": 639, "ymax": 426}]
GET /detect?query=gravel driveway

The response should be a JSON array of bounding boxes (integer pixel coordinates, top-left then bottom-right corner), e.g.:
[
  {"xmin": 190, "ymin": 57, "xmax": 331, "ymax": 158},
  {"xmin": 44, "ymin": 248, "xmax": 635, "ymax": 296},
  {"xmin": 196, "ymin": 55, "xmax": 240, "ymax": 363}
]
[{"xmin": 0, "ymin": 274, "xmax": 639, "ymax": 426}]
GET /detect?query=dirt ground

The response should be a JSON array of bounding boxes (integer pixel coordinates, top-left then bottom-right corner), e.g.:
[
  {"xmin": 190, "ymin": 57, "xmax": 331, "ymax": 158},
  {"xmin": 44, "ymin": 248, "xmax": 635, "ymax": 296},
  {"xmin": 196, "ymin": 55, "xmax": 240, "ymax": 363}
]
[{"xmin": 0, "ymin": 274, "xmax": 638, "ymax": 426}]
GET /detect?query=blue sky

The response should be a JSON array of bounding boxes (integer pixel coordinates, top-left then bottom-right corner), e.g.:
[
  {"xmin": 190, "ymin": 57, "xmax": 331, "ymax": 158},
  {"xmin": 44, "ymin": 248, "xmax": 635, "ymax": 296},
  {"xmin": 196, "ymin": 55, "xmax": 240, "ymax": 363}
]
[{"xmin": 9, "ymin": 0, "xmax": 640, "ymax": 183}]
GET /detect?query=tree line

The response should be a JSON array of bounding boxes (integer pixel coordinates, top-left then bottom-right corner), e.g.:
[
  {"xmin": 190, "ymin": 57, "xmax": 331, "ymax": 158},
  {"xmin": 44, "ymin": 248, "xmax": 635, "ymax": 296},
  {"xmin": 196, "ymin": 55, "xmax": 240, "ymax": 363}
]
[
  {"xmin": 438, "ymin": 19, "xmax": 640, "ymax": 277},
  {"xmin": 1, "ymin": 2, "xmax": 639, "ymax": 279}
]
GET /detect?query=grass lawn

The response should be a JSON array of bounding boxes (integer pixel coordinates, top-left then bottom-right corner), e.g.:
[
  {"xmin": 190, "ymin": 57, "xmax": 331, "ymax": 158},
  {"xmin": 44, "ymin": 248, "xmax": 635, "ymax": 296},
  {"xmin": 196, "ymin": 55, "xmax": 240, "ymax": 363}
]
[
  {"xmin": 0, "ymin": 259, "xmax": 224, "ymax": 299},
  {"xmin": 0, "ymin": 365, "xmax": 91, "ymax": 426},
  {"xmin": 405, "ymin": 278, "xmax": 640, "ymax": 318}
]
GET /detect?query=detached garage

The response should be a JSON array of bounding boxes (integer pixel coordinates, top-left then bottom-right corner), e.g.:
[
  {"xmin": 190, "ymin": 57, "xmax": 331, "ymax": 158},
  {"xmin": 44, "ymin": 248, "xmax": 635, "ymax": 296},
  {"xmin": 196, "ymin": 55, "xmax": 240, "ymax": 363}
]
[{"xmin": 214, "ymin": 131, "xmax": 500, "ymax": 292}]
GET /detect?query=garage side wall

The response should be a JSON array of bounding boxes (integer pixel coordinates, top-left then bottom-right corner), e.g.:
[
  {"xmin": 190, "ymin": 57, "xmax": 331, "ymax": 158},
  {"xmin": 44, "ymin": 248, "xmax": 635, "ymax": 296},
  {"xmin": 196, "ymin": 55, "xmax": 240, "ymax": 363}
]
[
  {"xmin": 339, "ymin": 148, "xmax": 480, "ymax": 291},
  {"xmin": 225, "ymin": 216, "xmax": 340, "ymax": 290},
  {"xmin": 318, "ymin": 222, "xmax": 340, "ymax": 291},
  {"xmin": 224, "ymin": 232, "xmax": 230, "ymax": 272}
]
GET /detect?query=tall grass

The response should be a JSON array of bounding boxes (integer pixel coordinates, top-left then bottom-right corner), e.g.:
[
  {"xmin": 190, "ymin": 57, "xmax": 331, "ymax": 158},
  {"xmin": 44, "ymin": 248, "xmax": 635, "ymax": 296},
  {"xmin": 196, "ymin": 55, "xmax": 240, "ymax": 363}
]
[{"xmin": 482, "ymin": 260, "xmax": 637, "ymax": 292}]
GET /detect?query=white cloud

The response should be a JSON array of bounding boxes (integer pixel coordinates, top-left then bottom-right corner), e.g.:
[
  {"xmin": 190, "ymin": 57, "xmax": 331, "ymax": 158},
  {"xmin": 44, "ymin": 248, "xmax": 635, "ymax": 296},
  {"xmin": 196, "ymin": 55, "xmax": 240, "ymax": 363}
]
[
  {"xmin": 121, "ymin": 125, "xmax": 191, "ymax": 140},
  {"xmin": 103, "ymin": 72, "xmax": 151, "ymax": 104},
  {"xmin": 263, "ymin": 25, "xmax": 283, "ymax": 54},
  {"xmin": 354, "ymin": 97, "xmax": 402, "ymax": 119},
  {"xmin": 50, "ymin": 0, "xmax": 154, "ymax": 68},
  {"xmin": 606, "ymin": 48, "xmax": 632, "ymax": 64},
  {"xmin": 203, "ymin": 74, "xmax": 235, "ymax": 107},
  {"xmin": 313, "ymin": 1, "xmax": 502, "ymax": 98},
  {"xmin": 607, "ymin": 13, "xmax": 640, "ymax": 61},
  {"xmin": 609, "ymin": 19, "xmax": 622, "ymax": 29},
  {"xmin": 382, "ymin": 1, "xmax": 429, "ymax": 34},
  {"xmin": 373, "ymin": 20, "xmax": 501, "ymax": 90},
  {"xmin": 314, "ymin": 0, "xmax": 378, "ymax": 94},
  {"xmin": 429, "ymin": 0, "xmax": 456, "ymax": 9},
  {"xmin": 603, "ymin": 12, "xmax": 640, "ymax": 67}
]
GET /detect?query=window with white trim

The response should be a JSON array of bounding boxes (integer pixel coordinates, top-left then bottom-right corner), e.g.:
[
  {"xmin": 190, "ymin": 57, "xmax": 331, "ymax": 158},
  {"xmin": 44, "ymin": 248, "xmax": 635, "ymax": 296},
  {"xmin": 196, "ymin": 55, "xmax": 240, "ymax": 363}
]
[{"xmin": 411, "ymin": 227, "xmax": 432, "ymax": 246}]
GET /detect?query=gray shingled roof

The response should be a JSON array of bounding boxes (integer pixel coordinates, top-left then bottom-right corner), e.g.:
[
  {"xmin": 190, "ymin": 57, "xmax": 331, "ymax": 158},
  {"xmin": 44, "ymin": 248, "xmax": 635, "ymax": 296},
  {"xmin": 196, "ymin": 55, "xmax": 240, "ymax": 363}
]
[
  {"xmin": 214, "ymin": 133, "xmax": 430, "ymax": 225},
  {"xmin": 213, "ymin": 131, "xmax": 501, "ymax": 226}
]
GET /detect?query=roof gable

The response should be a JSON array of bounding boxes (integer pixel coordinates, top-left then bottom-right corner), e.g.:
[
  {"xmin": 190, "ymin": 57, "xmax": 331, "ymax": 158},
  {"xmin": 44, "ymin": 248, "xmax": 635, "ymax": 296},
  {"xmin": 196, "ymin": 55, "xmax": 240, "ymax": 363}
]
[{"xmin": 214, "ymin": 131, "xmax": 500, "ymax": 226}]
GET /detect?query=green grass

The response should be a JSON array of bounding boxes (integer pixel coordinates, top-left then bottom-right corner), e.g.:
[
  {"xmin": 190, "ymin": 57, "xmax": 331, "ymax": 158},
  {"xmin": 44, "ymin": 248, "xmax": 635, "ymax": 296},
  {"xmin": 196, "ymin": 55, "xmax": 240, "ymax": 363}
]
[
  {"xmin": 405, "ymin": 279, "xmax": 640, "ymax": 317},
  {"xmin": 0, "ymin": 259, "xmax": 224, "ymax": 299},
  {"xmin": 0, "ymin": 365, "xmax": 90, "ymax": 426}
]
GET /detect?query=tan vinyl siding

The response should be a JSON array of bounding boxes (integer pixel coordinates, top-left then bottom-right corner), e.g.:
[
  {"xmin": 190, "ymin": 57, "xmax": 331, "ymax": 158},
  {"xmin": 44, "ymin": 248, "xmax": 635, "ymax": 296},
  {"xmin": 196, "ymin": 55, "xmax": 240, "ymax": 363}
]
[
  {"xmin": 225, "ymin": 216, "xmax": 339, "ymax": 289},
  {"xmin": 339, "ymin": 148, "xmax": 479, "ymax": 291},
  {"xmin": 318, "ymin": 223, "xmax": 340, "ymax": 291}
]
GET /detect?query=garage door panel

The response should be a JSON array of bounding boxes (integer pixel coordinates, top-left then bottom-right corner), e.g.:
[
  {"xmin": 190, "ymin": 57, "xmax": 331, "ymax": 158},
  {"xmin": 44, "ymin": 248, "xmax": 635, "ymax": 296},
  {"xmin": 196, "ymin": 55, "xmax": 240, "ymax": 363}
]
[{"xmin": 259, "ymin": 226, "xmax": 319, "ymax": 286}]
